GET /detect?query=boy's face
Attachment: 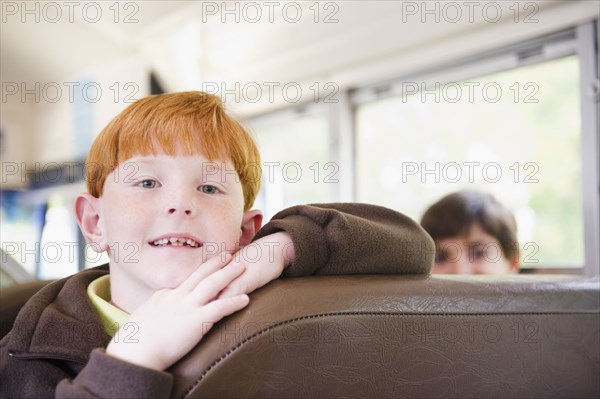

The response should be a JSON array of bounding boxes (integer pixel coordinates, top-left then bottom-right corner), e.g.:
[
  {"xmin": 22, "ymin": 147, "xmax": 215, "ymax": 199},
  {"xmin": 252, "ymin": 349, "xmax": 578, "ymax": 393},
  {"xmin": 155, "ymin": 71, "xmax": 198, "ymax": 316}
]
[
  {"xmin": 76, "ymin": 153, "xmax": 261, "ymax": 310},
  {"xmin": 432, "ymin": 223, "xmax": 519, "ymax": 275}
]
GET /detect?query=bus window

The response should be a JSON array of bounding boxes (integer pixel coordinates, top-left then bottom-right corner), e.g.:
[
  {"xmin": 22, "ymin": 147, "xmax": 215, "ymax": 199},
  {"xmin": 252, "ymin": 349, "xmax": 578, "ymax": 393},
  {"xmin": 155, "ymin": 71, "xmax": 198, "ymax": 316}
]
[
  {"xmin": 248, "ymin": 105, "xmax": 333, "ymax": 221},
  {"xmin": 354, "ymin": 34, "xmax": 585, "ymax": 271}
]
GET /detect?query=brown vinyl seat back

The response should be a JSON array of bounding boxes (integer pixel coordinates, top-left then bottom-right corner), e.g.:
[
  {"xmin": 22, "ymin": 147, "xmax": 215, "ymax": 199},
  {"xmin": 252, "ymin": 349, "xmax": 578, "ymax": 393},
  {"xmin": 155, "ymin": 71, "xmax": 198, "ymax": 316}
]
[{"xmin": 170, "ymin": 275, "xmax": 600, "ymax": 399}]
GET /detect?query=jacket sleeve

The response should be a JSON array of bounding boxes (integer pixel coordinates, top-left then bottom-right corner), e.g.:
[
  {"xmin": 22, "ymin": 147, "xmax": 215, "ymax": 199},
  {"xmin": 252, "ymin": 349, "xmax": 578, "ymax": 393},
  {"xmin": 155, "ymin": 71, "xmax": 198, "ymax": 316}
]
[
  {"xmin": 54, "ymin": 349, "xmax": 173, "ymax": 398},
  {"xmin": 0, "ymin": 344, "xmax": 173, "ymax": 399},
  {"xmin": 253, "ymin": 203, "xmax": 435, "ymax": 277},
  {"xmin": 55, "ymin": 349, "xmax": 173, "ymax": 398}
]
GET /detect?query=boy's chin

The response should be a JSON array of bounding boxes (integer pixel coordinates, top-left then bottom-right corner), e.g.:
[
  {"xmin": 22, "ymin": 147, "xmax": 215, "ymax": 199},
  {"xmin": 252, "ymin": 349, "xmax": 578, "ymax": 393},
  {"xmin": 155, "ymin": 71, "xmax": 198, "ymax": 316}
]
[
  {"xmin": 143, "ymin": 257, "xmax": 201, "ymax": 288},
  {"xmin": 149, "ymin": 246, "xmax": 206, "ymax": 264},
  {"xmin": 151, "ymin": 268, "xmax": 195, "ymax": 290}
]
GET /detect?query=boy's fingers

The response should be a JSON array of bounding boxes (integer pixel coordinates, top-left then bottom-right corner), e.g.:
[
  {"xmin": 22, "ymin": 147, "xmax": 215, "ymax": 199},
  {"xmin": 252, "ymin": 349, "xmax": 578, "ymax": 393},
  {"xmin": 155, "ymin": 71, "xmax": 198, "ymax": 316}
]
[
  {"xmin": 218, "ymin": 276, "xmax": 248, "ymax": 298},
  {"xmin": 192, "ymin": 262, "xmax": 246, "ymax": 304},
  {"xmin": 200, "ymin": 294, "xmax": 250, "ymax": 324},
  {"xmin": 179, "ymin": 253, "xmax": 232, "ymax": 292}
]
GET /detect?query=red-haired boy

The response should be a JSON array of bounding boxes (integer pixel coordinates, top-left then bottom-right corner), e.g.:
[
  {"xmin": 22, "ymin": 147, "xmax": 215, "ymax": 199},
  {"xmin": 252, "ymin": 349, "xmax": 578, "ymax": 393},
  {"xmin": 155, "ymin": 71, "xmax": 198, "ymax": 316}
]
[{"xmin": 1, "ymin": 92, "xmax": 433, "ymax": 397}]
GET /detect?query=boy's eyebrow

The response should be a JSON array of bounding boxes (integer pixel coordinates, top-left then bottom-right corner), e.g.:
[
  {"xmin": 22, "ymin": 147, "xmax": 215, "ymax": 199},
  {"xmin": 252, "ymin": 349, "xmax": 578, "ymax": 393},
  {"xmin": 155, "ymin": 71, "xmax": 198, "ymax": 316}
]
[
  {"xmin": 122, "ymin": 158, "xmax": 154, "ymax": 167},
  {"xmin": 124, "ymin": 159, "xmax": 225, "ymax": 168},
  {"xmin": 202, "ymin": 162, "xmax": 225, "ymax": 172},
  {"xmin": 202, "ymin": 163, "xmax": 239, "ymax": 183},
  {"xmin": 124, "ymin": 159, "xmax": 231, "ymax": 178}
]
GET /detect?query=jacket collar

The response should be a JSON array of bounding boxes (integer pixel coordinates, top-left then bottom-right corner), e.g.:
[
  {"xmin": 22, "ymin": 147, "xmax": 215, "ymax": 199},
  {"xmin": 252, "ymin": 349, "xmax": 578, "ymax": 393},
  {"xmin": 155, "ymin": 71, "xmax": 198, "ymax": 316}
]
[{"xmin": 5, "ymin": 265, "xmax": 111, "ymax": 364}]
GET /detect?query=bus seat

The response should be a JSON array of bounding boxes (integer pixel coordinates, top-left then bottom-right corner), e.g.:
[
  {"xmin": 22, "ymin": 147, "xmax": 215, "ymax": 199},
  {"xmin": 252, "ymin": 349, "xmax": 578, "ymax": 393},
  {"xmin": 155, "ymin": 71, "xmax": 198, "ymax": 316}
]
[{"xmin": 169, "ymin": 274, "xmax": 600, "ymax": 398}]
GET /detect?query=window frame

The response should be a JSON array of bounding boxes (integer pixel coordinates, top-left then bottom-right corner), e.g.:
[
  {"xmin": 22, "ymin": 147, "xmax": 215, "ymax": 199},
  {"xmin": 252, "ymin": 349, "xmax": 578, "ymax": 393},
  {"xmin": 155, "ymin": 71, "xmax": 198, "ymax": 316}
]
[{"xmin": 246, "ymin": 102, "xmax": 334, "ymax": 221}]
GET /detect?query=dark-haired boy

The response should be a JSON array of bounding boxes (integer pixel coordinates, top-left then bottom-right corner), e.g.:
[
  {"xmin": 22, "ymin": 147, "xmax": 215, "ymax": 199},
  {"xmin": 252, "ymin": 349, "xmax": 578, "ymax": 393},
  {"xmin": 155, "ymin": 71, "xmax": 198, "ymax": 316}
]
[{"xmin": 421, "ymin": 190, "xmax": 519, "ymax": 275}]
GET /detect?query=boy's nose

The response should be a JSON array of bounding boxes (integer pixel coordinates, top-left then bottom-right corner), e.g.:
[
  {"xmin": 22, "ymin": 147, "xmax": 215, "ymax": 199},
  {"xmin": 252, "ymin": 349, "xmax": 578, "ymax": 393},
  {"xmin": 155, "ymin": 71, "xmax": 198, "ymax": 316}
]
[
  {"xmin": 165, "ymin": 187, "xmax": 196, "ymax": 216},
  {"xmin": 449, "ymin": 259, "xmax": 474, "ymax": 274},
  {"xmin": 167, "ymin": 207, "xmax": 193, "ymax": 216}
]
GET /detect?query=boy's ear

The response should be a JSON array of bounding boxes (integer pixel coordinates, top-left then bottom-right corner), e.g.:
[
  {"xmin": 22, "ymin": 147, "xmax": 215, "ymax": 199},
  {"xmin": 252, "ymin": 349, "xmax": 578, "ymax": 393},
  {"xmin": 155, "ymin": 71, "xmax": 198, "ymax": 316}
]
[
  {"xmin": 74, "ymin": 193, "xmax": 108, "ymax": 252},
  {"xmin": 239, "ymin": 209, "xmax": 263, "ymax": 246}
]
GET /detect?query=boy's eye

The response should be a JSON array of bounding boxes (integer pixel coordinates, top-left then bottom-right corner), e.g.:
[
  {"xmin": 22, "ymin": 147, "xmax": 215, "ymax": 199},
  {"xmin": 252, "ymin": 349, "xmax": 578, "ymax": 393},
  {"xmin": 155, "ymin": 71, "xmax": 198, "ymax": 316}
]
[
  {"xmin": 138, "ymin": 179, "xmax": 158, "ymax": 188},
  {"xmin": 435, "ymin": 250, "xmax": 448, "ymax": 263},
  {"xmin": 200, "ymin": 185, "xmax": 219, "ymax": 194},
  {"xmin": 473, "ymin": 249, "xmax": 485, "ymax": 259}
]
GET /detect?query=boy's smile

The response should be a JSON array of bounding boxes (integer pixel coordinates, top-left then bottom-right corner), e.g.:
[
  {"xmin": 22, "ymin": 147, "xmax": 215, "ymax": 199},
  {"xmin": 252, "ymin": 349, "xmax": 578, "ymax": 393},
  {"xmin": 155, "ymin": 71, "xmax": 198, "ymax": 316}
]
[
  {"xmin": 149, "ymin": 234, "xmax": 203, "ymax": 248},
  {"xmin": 77, "ymin": 153, "xmax": 262, "ymax": 312}
]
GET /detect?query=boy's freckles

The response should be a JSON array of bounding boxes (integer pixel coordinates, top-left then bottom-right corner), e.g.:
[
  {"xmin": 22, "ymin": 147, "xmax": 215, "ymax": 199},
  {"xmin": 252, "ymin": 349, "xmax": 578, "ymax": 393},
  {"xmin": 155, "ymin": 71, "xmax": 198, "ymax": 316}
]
[{"xmin": 97, "ymin": 154, "xmax": 247, "ymax": 304}]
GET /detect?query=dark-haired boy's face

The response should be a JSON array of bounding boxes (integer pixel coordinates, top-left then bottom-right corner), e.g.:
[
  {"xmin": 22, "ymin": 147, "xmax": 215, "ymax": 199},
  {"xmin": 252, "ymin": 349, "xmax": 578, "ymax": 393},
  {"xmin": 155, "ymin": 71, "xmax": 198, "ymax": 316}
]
[{"xmin": 432, "ymin": 224, "xmax": 519, "ymax": 275}]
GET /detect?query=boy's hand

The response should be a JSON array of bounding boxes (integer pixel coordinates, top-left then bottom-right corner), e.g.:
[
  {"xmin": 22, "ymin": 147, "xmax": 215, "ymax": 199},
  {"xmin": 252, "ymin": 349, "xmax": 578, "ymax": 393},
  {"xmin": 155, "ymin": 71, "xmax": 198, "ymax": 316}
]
[
  {"xmin": 219, "ymin": 231, "xmax": 296, "ymax": 298},
  {"xmin": 106, "ymin": 254, "xmax": 249, "ymax": 372},
  {"xmin": 218, "ymin": 232, "xmax": 296, "ymax": 298}
]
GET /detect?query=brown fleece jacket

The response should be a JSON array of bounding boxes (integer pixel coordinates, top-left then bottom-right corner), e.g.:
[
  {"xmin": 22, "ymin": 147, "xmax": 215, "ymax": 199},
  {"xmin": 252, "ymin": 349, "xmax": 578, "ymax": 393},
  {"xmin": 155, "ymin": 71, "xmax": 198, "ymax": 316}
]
[
  {"xmin": 0, "ymin": 203, "xmax": 433, "ymax": 398},
  {"xmin": 255, "ymin": 203, "xmax": 434, "ymax": 277}
]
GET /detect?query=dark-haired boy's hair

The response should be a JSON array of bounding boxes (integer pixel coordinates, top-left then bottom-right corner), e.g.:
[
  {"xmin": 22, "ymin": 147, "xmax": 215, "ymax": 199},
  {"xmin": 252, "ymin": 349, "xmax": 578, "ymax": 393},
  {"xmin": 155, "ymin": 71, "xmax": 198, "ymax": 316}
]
[{"xmin": 420, "ymin": 191, "xmax": 518, "ymax": 260}]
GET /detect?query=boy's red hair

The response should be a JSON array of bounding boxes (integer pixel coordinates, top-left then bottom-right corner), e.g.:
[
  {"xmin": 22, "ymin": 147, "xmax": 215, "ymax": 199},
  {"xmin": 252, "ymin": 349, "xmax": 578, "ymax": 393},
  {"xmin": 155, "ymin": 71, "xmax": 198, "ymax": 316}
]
[{"xmin": 85, "ymin": 91, "xmax": 261, "ymax": 211}]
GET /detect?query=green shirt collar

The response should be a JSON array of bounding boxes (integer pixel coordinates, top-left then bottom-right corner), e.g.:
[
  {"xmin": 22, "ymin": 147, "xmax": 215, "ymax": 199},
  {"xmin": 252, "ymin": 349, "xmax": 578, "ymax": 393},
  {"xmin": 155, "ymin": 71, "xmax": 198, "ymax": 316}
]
[{"xmin": 87, "ymin": 275, "xmax": 129, "ymax": 337}]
